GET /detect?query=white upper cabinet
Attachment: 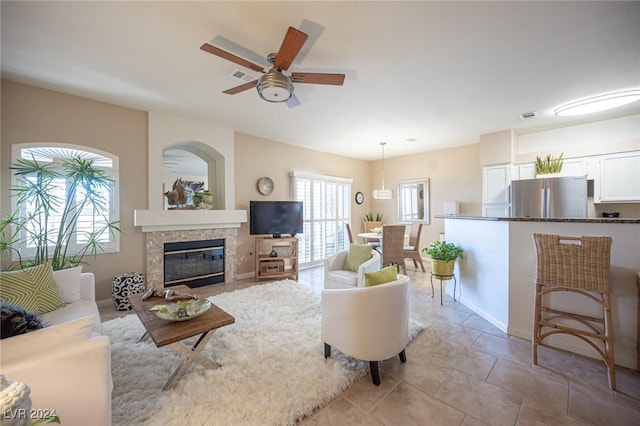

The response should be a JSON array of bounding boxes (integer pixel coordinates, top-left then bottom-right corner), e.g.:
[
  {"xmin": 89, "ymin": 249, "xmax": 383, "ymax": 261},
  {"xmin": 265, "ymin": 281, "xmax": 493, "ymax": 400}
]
[
  {"xmin": 556, "ymin": 158, "xmax": 587, "ymax": 177},
  {"xmin": 516, "ymin": 163, "xmax": 536, "ymax": 180},
  {"xmin": 482, "ymin": 165, "xmax": 511, "ymax": 204},
  {"xmin": 596, "ymin": 151, "xmax": 640, "ymax": 203}
]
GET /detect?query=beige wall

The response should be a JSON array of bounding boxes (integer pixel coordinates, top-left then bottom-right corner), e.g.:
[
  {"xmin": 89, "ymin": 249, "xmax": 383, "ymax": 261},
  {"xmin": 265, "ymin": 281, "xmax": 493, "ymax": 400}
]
[
  {"xmin": 369, "ymin": 144, "xmax": 483, "ymax": 251},
  {"xmin": 0, "ymin": 80, "xmax": 488, "ymax": 293},
  {"xmin": 1, "ymin": 80, "xmax": 148, "ymax": 300},
  {"xmin": 7, "ymin": 80, "xmax": 633, "ymax": 298},
  {"xmin": 233, "ymin": 133, "xmax": 371, "ymax": 276}
]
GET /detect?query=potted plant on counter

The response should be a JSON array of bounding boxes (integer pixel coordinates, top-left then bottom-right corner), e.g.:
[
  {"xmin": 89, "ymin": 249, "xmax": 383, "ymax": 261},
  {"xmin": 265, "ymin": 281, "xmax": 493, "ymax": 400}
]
[{"xmin": 422, "ymin": 240, "xmax": 463, "ymax": 277}]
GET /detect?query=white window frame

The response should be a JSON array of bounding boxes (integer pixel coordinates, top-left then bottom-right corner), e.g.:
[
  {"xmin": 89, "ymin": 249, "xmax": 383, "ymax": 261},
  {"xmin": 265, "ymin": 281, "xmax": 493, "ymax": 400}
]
[
  {"xmin": 10, "ymin": 143, "xmax": 120, "ymax": 261},
  {"xmin": 291, "ymin": 171, "xmax": 352, "ymax": 267}
]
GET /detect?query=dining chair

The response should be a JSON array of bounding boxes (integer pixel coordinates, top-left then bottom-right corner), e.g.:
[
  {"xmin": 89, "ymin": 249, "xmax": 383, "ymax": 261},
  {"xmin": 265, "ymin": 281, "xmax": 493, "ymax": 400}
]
[
  {"xmin": 402, "ymin": 222, "xmax": 425, "ymax": 272},
  {"xmin": 345, "ymin": 223, "xmax": 354, "ymax": 244},
  {"xmin": 381, "ymin": 225, "xmax": 407, "ymax": 274},
  {"xmin": 361, "ymin": 221, "xmax": 381, "ymax": 251},
  {"xmin": 532, "ymin": 233, "xmax": 616, "ymax": 390}
]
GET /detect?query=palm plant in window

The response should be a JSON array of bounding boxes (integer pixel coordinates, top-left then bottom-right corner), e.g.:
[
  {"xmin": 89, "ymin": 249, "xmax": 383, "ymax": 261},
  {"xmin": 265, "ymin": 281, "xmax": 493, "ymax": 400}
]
[{"xmin": 0, "ymin": 156, "xmax": 122, "ymax": 270}]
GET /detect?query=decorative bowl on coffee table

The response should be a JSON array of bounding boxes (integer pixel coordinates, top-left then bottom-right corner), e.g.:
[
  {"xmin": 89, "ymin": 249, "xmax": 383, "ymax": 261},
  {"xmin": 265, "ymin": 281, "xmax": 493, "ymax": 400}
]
[{"xmin": 155, "ymin": 299, "xmax": 212, "ymax": 322}]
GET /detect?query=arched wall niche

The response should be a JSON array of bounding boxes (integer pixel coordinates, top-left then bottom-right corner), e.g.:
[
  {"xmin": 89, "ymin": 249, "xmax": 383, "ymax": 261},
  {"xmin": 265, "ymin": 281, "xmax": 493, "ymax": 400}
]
[
  {"xmin": 163, "ymin": 141, "xmax": 226, "ymax": 210},
  {"xmin": 147, "ymin": 111, "xmax": 236, "ymax": 211}
]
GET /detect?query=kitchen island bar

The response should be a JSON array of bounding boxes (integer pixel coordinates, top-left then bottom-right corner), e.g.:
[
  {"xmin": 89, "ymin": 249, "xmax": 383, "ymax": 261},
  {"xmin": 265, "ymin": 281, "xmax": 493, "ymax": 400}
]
[{"xmin": 439, "ymin": 215, "xmax": 640, "ymax": 370}]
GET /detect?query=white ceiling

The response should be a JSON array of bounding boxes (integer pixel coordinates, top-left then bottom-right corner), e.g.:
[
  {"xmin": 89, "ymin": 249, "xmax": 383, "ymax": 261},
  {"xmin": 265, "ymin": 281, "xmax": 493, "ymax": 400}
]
[{"xmin": 2, "ymin": 1, "xmax": 639, "ymax": 161}]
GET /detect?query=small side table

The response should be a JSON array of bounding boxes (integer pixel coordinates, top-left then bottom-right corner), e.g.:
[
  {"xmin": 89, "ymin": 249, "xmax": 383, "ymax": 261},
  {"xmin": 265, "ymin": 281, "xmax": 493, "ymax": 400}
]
[{"xmin": 430, "ymin": 273, "xmax": 458, "ymax": 305}]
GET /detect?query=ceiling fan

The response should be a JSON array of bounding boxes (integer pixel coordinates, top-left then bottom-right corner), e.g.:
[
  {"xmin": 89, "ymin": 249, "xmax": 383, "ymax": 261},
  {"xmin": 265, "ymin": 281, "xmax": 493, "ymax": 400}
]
[{"xmin": 200, "ymin": 26, "xmax": 345, "ymax": 107}]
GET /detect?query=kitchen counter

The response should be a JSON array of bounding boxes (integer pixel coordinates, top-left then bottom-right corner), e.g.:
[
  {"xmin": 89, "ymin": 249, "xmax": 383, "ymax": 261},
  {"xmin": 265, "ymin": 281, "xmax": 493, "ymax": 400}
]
[
  {"xmin": 440, "ymin": 216, "xmax": 640, "ymax": 370},
  {"xmin": 435, "ymin": 215, "xmax": 640, "ymax": 224}
]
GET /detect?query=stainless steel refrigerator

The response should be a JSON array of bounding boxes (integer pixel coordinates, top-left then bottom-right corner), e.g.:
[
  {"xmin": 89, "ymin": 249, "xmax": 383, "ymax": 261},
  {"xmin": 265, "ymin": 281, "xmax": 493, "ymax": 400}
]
[{"xmin": 510, "ymin": 176, "xmax": 588, "ymax": 218}]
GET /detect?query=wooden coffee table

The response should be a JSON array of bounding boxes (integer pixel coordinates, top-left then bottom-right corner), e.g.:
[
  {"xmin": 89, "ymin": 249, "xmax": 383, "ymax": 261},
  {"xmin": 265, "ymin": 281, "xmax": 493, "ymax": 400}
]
[{"xmin": 128, "ymin": 285, "xmax": 235, "ymax": 390}]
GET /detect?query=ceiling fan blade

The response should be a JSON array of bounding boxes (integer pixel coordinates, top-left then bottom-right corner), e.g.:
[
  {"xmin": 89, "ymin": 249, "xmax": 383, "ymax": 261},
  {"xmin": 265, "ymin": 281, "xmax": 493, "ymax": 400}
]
[
  {"xmin": 274, "ymin": 27, "xmax": 308, "ymax": 71},
  {"xmin": 286, "ymin": 93, "xmax": 301, "ymax": 108},
  {"xmin": 291, "ymin": 72, "xmax": 345, "ymax": 86},
  {"xmin": 223, "ymin": 80, "xmax": 258, "ymax": 95},
  {"xmin": 200, "ymin": 43, "xmax": 265, "ymax": 73}
]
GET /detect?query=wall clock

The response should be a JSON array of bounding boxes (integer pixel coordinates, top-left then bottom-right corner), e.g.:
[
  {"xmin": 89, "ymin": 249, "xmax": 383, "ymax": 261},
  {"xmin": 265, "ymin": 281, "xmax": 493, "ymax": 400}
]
[
  {"xmin": 257, "ymin": 177, "xmax": 274, "ymax": 195},
  {"xmin": 355, "ymin": 191, "xmax": 364, "ymax": 205}
]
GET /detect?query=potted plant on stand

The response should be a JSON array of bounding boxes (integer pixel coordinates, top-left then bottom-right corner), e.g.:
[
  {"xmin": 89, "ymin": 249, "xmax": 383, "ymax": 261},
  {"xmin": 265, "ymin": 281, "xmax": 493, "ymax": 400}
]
[{"xmin": 422, "ymin": 240, "xmax": 463, "ymax": 278}]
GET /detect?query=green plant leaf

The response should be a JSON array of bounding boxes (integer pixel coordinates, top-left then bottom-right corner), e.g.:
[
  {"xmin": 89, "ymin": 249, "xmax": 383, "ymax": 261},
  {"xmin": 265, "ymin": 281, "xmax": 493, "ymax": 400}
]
[{"xmin": 421, "ymin": 240, "xmax": 463, "ymax": 262}]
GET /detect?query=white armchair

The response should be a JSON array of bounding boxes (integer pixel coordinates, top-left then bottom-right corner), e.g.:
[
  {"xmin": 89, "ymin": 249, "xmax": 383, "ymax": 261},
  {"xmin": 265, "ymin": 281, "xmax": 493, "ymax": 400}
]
[
  {"xmin": 321, "ymin": 274, "xmax": 410, "ymax": 385},
  {"xmin": 324, "ymin": 249, "xmax": 381, "ymax": 289}
]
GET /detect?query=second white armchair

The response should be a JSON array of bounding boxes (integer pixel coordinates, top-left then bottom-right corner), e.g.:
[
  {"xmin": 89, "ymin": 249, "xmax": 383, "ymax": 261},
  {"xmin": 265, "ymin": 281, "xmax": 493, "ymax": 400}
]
[{"xmin": 324, "ymin": 248, "xmax": 381, "ymax": 289}]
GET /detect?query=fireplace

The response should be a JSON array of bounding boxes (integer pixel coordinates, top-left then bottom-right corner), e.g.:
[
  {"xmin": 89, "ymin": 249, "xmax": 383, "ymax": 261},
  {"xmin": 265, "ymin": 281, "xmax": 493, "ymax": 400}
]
[
  {"xmin": 164, "ymin": 239, "xmax": 224, "ymax": 288},
  {"xmin": 134, "ymin": 209, "xmax": 246, "ymax": 292}
]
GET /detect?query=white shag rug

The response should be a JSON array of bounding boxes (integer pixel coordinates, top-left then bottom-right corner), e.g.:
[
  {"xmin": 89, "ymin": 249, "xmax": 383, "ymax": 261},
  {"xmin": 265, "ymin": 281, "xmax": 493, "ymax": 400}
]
[{"xmin": 104, "ymin": 279, "xmax": 425, "ymax": 426}]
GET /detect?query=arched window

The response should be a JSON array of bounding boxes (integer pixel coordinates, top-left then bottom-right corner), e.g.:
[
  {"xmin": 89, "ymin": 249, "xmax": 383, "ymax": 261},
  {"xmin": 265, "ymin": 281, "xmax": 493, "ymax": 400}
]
[{"xmin": 10, "ymin": 144, "xmax": 120, "ymax": 261}]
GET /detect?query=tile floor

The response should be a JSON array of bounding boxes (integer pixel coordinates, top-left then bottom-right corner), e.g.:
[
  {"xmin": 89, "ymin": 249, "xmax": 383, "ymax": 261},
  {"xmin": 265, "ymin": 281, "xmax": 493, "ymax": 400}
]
[{"xmin": 100, "ymin": 265, "xmax": 640, "ymax": 425}]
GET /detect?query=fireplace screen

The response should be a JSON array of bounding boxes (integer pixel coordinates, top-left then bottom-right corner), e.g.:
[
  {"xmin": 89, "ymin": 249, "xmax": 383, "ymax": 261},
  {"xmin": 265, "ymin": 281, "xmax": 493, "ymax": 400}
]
[{"xmin": 164, "ymin": 239, "xmax": 224, "ymax": 288}]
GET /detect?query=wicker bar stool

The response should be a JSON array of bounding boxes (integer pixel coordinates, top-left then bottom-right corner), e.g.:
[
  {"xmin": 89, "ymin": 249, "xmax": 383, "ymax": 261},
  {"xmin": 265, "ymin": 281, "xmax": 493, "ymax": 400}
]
[{"xmin": 532, "ymin": 233, "xmax": 615, "ymax": 390}]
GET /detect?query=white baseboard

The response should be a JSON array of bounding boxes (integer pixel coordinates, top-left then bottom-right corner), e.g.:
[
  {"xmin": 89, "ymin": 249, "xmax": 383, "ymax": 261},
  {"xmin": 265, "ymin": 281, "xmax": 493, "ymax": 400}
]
[
  {"xmin": 97, "ymin": 298, "xmax": 113, "ymax": 308},
  {"xmin": 236, "ymin": 271, "xmax": 255, "ymax": 280},
  {"xmin": 455, "ymin": 298, "xmax": 508, "ymax": 334}
]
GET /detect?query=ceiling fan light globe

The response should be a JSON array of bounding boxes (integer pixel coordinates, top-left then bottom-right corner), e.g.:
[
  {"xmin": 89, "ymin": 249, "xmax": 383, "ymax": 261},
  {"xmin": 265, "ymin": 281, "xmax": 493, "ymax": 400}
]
[
  {"xmin": 257, "ymin": 69, "xmax": 293, "ymax": 103},
  {"xmin": 258, "ymin": 86, "xmax": 292, "ymax": 102}
]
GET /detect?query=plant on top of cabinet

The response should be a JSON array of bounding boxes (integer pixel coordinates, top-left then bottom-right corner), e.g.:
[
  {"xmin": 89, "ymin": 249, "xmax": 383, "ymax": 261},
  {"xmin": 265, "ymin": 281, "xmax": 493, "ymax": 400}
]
[{"xmin": 535, "ymin": 152, "xmax": 564, "ymax": 175}]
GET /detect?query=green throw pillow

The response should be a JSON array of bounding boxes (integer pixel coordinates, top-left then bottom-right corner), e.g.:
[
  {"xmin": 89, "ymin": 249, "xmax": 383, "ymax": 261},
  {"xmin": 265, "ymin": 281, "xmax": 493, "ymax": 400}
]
[
  {"xmin": 344, "ymin": 244, "xmax": 373, "ymax": 272},
  {"xmin": 0, "ymin": 263, "xmax": 65, "ymax": 314},
  {"xmin": 364, "ymin": 265, "xmax": 399, "ymax": 287}
]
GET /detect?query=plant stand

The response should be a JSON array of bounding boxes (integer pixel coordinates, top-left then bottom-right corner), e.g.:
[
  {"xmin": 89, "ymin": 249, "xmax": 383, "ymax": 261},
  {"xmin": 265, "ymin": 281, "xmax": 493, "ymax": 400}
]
[{"xmin": 430, "ymin": 272, "xmax": 457, "ymax": 305}]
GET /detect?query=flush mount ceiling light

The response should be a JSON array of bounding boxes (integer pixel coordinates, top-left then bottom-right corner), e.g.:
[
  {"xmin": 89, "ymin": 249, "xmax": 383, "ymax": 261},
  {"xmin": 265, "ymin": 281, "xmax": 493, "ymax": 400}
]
[
  {"xmin": 554, "ymin": 89, "xmax": 640, "ymax": 116},
  {"xmin": 372, "ymin": 142, "xmax": 394, "ymax": 200}
]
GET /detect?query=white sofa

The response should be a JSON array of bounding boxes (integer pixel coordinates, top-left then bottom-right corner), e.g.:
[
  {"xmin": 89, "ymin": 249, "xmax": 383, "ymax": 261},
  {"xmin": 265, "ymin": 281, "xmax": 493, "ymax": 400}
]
[
  {"xmin": 324, "ymin": 248, "xmax": 381, "ymax": 289},
  {"xmin": 0, "ymin": 272, "xmax": 112, "ymax": 425},
  {"xmin": 321, "ymin": 274, "xmax": 410, "ymax": 385}
]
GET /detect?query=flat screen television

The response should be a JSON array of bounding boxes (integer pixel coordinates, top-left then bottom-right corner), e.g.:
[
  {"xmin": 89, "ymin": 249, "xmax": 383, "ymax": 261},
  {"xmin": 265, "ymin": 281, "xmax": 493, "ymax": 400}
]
[{"xmin": 250, "ymin": 201, "xmax": 304, "ymax": 237}]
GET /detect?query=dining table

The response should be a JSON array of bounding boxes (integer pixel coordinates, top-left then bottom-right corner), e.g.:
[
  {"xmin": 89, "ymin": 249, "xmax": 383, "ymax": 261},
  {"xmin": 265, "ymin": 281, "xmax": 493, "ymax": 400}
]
[{"xmin": 357, "ymin": 232, "xmax": 382, "ymax": 241}]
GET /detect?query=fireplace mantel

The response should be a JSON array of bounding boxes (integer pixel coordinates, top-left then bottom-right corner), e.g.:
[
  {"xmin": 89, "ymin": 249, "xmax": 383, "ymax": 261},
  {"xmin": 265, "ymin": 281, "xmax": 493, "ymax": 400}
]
[{"xmin": 134, "ymin": 209, "xmax": 247, "ymax": 232}]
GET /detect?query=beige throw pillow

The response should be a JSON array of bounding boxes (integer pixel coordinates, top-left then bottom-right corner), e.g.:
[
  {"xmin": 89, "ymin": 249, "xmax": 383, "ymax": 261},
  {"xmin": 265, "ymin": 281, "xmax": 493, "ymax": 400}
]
[
  {"xmin": 0, "ymin": 263, "xmax": 65, "ymax": 314},
  {"xmin": 53, "ymin": 266, "xmax": 83, "ymax": 304}
]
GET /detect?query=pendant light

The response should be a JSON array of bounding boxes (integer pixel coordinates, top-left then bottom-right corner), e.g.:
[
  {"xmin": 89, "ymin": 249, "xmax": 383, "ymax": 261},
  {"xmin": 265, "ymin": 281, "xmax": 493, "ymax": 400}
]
[{"xmin": 372, "ymin": 142, "xmax": 394, "ymax": 200}]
